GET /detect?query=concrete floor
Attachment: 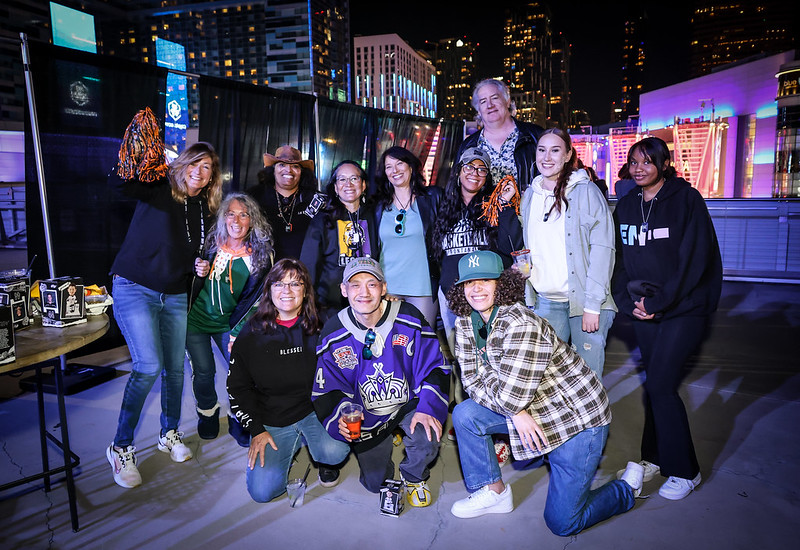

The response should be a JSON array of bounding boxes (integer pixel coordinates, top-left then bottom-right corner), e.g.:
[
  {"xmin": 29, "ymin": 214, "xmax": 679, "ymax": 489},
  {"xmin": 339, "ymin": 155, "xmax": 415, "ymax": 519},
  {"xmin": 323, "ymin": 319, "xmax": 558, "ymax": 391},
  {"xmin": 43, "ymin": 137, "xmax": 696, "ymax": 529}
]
[{"xmin": 1, "ymin": 279, "xmax": 799, "ymax": 550}]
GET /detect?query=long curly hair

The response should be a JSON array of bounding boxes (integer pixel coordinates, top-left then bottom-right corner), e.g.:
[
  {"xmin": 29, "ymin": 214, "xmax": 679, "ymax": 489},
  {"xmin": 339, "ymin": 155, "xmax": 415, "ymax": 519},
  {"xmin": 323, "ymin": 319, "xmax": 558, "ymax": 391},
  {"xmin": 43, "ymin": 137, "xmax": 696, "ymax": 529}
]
[
  {"xmin": 207, "ymin": 193, "xmax": 274, "ymax": 276},
  {"xmin": 538, "ymin": 128, "xmax": 578, "ymax": 220},
  {"xmin": 431, "ymin": 158, "xmax": 497, "ymax": 261},
  {"xmin": 445, "ymin": 268, "xmax": 527, "ymax": 318},
  {"xmin": 373, "ymin": 146, "xmax": 428, "ymax": 212},
  {"xmin": 168, "ymin": 141, "xmax": 224, "ymax": 214},
  {"xmin": 248, "ymin": 258, "xmax": 321, "ymax": 336},
  {"xmin": 322, "ymin": 160, "xmax": 370, "ymax": 229}
]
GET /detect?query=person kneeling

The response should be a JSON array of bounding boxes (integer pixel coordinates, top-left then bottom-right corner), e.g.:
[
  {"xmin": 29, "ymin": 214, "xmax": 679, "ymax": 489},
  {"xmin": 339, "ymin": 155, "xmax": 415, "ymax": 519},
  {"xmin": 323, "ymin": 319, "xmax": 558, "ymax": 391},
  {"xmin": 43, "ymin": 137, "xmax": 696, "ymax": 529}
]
[
  {"xmin": 446, "ymin": 251, "xmax": 643, "ymax": 535},
  {"xmin": 228, "ymin": 259, "xmax": 349, "ymax": 503},
  {"xmin": 312, "ymin": 258, "xmax": 450, "ymax": 507}
]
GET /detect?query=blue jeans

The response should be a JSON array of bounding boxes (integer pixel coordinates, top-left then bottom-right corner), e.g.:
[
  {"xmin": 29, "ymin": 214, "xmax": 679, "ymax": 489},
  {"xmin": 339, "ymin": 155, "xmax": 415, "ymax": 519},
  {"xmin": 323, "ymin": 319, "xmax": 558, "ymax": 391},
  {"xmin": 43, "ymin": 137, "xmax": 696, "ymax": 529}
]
[
  {"xmin": 533, "ymin": 294, "xmax": 615, "ymax": 380},
  {"xmin": 453, "ymin": 399, "xmax": 634, "ymax": 536},
  {"xmin": 185, "ymin": 329, "xmax": 230, "ymax": 411},
  {"xmin": 112, "ymin": 276, "xmax": 188, "ymax": 447},
  {"xmin": 246, "ymin": 412, "xmax": 350, "ymax": 503}
]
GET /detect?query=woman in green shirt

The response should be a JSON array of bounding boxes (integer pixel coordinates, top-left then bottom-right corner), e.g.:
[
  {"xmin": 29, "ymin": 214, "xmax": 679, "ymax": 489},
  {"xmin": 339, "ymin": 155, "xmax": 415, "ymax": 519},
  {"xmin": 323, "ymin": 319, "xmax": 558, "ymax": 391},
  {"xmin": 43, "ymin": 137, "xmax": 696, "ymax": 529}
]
[{"xmin": 186, "ymin": 192, "xmax": 274, "ymax": 443}]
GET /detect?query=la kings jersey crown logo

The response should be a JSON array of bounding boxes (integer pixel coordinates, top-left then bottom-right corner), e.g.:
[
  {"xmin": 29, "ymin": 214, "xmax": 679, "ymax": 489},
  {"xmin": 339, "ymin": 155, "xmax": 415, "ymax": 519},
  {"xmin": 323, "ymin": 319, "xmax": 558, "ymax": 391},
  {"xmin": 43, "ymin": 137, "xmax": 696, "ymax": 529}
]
[{"xmin": 359, "ymin": 363, "xmax": 408, "ymax": 416}]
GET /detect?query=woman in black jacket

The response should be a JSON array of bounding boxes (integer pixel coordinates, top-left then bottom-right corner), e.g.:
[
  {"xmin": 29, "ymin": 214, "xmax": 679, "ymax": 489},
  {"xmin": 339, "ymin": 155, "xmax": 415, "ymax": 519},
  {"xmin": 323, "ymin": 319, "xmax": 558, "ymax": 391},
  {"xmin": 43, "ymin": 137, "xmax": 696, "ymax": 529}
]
[
  {"xmin": 299, "ymin": 160, "xmax": 378, "ymax": 315},
  {"xmin": 612, "ymin": 137, "xmax": 722, "ymax": 501},
  {"xmin": 373, "ymin": 146, "xmax": 443, "ymax": 327},
  {"xmin": 107, "ymin": 134, "xmax": 223, "ymax": 489},
  {"xmin": 431, "ymin": 146, "xmax": 522, "ymax": 352}
]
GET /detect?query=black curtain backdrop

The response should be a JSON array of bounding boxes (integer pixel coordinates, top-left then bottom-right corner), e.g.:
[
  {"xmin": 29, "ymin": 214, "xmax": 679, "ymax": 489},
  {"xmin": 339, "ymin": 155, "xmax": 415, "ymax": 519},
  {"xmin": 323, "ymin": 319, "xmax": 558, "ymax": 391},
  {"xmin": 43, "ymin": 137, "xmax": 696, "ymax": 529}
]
[
  {"xmin": 318, "ymin": 97, "xmax": 375, "ymax": 182},
  {"xmin": 199, "ymin": 76, "xmax": 316, "ymax": 192},
  {"xmin": 24, "ymin": 41, "xmax": 166, "ymax": 352},
  {"xmin": 21, "ymin": 42, "xmax": 464, "ymax": 354}
]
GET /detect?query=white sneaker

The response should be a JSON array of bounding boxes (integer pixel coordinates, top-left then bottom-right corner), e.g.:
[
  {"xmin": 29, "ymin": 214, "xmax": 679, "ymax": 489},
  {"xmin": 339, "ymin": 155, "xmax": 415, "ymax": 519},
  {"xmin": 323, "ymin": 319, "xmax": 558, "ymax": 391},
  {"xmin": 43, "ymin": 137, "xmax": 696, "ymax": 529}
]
[
  {"xmin": 658, "ymin": 473, "xmax": 701, "ymax": 500},
  {"xmin": 107, "ymin": 444, "xmax": 142, "ymax": 488},
  {"xmin": 451, "ymin": 485, "xmax": 514, "ymax": 519},
  {"xmin": 619, "ymin": 461, "xmax": 645, "ymax": 497},
  {"xmin": 617, "ymin": 460, "xmax": 660, "ymax": 483},
  {"xmin": 157, "ymin": 430, "xmax": 193, "ymax": 463}
]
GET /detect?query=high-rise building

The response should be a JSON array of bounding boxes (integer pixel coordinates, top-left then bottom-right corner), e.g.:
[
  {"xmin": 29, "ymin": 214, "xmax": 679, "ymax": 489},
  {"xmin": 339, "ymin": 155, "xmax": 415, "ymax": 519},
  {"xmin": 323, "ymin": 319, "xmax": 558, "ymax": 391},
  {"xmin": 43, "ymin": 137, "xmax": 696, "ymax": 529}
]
[
  {"xmin": 549, "ymin": 32, "xmax": 570, "ymax": 129},
  {"xmin": 503, "ymin": 1, "xmax": 570, "ymax": 128},
  {"xmin": 264, "ymin": 0, "xmax": 350, "ymax": 100},
  {"xmin": 689, "ymin": 1, "xmax": 796, "ymax": 77},
  {"xmin": 353, "ymin": 34, "xmax": 437, "ymax": 117},
  {"xmin": 424, "ymin": 37, "xmax": 478, "ymax": 121},
  {"xmin": 620, "ymin": 10, "xmax": 645, "ymax": 120}
]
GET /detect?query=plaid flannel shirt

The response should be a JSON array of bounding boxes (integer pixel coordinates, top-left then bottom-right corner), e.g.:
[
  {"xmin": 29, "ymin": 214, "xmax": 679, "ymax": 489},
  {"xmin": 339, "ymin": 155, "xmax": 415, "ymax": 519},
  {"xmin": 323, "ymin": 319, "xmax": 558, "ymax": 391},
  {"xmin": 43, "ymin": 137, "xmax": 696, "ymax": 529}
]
[{"xmin": 454, "ymin": 302, "xmax": 611, "ymax": 460}]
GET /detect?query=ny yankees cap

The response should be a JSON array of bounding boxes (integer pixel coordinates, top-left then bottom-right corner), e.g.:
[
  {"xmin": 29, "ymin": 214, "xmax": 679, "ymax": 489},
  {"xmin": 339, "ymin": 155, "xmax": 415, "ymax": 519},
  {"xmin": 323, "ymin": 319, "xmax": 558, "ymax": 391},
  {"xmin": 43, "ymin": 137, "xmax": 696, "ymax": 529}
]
[
  {"xmin": 455, "ymin": 250, "xmax": 504, "ymax": 284},
  {"xmin": 342, "ymin": 256, "xmax": 385, "ymax": 283}
]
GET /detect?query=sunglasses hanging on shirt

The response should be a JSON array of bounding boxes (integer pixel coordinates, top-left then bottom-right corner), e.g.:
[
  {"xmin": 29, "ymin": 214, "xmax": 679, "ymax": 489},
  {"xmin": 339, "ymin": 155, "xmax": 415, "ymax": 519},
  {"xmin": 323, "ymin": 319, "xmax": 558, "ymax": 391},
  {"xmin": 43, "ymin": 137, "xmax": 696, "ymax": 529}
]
[{"xmin": 362, "ymin": 328, "xmax": 377, "ymax": 360}]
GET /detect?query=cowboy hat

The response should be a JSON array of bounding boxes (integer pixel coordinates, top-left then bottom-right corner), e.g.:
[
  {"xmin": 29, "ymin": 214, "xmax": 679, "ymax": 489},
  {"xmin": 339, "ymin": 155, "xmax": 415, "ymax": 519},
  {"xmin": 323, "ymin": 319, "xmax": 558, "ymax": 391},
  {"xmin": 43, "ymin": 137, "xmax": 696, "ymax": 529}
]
[{"xmin": 263, "ymin": 145, "xmax": 314, "ymax": 171}]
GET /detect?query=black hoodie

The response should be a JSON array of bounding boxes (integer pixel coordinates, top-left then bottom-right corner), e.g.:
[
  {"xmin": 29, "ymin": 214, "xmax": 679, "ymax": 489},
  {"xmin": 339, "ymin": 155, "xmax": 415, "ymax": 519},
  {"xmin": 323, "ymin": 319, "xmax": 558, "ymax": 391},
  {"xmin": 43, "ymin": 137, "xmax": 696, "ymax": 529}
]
[{"xmin": 612, "ymin": 177, "xmax": 722, "ymax": 320}]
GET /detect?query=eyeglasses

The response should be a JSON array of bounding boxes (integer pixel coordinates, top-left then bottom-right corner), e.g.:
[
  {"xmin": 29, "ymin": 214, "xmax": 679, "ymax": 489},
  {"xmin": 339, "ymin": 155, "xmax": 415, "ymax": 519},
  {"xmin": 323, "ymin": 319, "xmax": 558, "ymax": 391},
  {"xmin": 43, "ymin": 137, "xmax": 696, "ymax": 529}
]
[
  {"xmin": 362, "ymin": 328, "xmax": 377, "ymax": 360},
  {"xmin": 336, "ymin": 175, "xmax": 362, "ymax": 185},
  {"xmin": 225, "ymin": 211, "xmax": 251, "ymax": 221},
  {"xmin": 394, "ymin": 211, "xmax": 405, "ymax": 236},
  {"xmin": 461, "ymin": 164, "xmax": 489, "ymax": 177},
  {"xmin": 271, "ymin": 280, "xmax": 304, "ymax": 290}
]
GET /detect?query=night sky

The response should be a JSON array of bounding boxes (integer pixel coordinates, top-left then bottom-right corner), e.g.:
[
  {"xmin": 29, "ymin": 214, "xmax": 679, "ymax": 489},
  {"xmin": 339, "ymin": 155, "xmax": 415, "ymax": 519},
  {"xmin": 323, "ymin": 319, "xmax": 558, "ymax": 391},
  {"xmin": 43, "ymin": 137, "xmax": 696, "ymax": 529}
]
[{"xmin": 350, "ymin": 0, "xmax": 693, "ymax": 125}]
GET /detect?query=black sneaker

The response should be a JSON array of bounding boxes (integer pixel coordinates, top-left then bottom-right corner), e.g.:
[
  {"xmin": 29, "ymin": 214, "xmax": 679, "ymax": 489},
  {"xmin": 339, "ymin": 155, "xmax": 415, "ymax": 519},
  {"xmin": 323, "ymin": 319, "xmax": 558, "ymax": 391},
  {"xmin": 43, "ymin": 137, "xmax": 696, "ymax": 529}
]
[{"xmin": 319, "ymin": 467, "xmax": 340, "ymax": 488}]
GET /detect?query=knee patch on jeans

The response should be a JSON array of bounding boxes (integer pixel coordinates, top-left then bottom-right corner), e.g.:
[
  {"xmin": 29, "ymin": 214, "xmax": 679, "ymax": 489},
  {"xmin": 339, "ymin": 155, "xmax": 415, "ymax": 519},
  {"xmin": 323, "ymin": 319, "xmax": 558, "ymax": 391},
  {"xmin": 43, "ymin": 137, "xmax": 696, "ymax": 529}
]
[{"xmin": 583, "ymin": 342, "xmax": 592, "ymax": 351}]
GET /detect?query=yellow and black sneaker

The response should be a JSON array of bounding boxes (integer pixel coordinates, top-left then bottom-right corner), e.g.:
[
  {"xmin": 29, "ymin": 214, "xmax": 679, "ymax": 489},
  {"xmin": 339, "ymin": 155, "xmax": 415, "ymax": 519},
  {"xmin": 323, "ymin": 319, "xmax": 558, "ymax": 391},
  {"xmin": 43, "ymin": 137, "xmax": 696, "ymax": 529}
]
[{"xmin": 404, "ymin": 479, "xmax": 432, "ymax": 507}]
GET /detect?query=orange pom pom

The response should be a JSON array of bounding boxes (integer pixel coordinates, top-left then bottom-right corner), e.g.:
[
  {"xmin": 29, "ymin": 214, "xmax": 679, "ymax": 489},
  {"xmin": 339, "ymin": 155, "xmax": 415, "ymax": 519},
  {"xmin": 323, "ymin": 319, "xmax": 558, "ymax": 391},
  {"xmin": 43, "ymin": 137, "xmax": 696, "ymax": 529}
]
[
  {"xmin": 480, "ymin": 175, "xmax": 520, "ymax": 226},
  {"xmin": 117, "ymin": 107, "xmax": 168, "ymax": 182}
]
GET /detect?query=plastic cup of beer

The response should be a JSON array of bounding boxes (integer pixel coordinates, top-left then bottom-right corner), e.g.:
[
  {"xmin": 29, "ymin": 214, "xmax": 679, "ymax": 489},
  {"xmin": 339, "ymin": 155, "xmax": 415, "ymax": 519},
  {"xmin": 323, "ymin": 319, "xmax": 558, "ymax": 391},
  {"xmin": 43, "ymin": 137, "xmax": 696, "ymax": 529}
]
[
  {"xmin": 286, "ymin": 478, "xmax": 306, "ymax": 508},
  {"xmin": 511, "ymin": 249, "xmax": 531, "ymax": 278},
  {"xmin": 341, "ymin": 403, "xmax": 364, "ymax": 441}
]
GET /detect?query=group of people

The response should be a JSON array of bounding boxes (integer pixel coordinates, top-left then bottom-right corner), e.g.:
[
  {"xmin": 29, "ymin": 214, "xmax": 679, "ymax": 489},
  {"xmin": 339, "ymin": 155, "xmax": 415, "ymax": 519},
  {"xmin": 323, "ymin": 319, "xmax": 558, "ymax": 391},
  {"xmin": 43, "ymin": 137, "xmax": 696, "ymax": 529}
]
[{"xmin": 104, "ymin": 78, "xmax": 722, "ymax": 536}]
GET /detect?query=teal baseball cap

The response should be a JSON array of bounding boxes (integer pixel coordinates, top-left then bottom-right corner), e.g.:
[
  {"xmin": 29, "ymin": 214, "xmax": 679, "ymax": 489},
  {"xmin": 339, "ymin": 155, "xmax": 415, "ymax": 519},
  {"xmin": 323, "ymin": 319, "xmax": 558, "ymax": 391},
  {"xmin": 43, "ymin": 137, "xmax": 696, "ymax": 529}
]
[{"xmin": 455, "ymin": 250, "xmax": 504, "ymax": 284}]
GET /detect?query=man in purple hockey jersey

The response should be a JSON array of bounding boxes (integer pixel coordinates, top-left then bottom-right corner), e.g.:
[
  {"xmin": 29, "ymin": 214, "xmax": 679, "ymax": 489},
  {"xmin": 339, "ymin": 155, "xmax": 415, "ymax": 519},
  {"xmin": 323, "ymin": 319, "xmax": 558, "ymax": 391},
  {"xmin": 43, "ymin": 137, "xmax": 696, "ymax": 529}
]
[{"xmin": 312, "ymin": 257, "xmax": 450, "ymax": 507}]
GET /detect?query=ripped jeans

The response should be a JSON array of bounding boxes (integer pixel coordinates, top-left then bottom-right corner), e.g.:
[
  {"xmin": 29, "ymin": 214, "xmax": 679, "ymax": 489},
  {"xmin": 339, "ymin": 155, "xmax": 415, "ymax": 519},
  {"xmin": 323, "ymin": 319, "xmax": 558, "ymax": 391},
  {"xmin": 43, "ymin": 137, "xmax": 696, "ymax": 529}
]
[{"xmin": 532, "ymin": 294, "xmax": 614, "ymax": 380}]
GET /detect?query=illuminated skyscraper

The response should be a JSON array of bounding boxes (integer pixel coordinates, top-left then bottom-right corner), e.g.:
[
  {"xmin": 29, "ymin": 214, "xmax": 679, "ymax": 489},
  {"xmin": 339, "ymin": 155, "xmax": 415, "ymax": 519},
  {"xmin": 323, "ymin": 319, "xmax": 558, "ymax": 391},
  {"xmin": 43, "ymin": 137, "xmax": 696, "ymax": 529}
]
[
  {"xmin": 503, "ymin": 1, "xmax": 570, "ymax": 127},
  {"xmin": 689, "ymin": 1, "xmax": 796, "ymax": 77},
  {"xmin": 620, "ymin": 10, "xmax": 645, "ymax": 120},
  {"xmin": 353, "ymin": 34, "xmax": 437, "ymax": 117},
  {"xmin": 425, "ymin": 37, "xmax": 478, "ymax": 121},
  {"xmin": 264, "ymin": 0, "xmax": 351, "ymax": 100},
  {"xmin": 102, "ymin": 1, "xmax": 351, "ymax": 106}
]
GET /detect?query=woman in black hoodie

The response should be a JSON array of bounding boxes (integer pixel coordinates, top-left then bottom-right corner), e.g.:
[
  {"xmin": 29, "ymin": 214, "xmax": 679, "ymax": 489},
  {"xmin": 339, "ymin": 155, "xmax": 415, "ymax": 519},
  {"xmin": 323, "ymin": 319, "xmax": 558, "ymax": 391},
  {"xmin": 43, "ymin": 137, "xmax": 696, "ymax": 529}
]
[{"xmin": 612, "ymin": 137, "xmax": 722, "ymax": 501}]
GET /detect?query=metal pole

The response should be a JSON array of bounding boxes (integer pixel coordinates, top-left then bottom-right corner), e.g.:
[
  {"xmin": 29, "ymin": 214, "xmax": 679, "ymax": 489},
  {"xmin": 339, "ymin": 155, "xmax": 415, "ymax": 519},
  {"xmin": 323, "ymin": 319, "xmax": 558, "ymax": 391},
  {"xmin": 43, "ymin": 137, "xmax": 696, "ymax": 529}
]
[
  {"xmin": 20, "ymin": 32, "xmax": 56, "ymax": 278},
  {"xmin": 313, "ymin": 92, "xmax": 321, "ymax": 188}
]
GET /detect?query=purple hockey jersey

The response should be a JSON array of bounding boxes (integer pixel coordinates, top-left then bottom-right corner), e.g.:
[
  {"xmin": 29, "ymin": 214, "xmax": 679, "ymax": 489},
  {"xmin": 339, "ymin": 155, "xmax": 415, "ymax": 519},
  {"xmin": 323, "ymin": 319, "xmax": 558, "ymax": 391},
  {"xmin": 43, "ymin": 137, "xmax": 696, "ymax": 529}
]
[{"xmin": 312, "ymin": 300, "xmax": 450, "ymax": 450}]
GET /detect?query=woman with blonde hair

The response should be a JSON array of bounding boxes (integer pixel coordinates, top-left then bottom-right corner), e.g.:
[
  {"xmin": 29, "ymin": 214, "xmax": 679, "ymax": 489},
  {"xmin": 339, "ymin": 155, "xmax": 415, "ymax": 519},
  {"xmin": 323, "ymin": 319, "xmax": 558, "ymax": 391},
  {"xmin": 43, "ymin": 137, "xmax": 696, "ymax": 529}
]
[{"xmin": 107, "ymin": 135, "xmax": 223, "ymax": 489}]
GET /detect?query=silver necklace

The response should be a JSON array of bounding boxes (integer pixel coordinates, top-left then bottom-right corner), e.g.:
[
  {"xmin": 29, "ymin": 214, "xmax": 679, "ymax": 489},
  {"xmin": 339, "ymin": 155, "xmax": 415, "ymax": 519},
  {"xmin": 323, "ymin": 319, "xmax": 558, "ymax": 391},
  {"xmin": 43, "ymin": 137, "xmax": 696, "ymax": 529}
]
[
  {"xmin": 640, "ymin": 193, "xmax": 656, "ymax": 233},
  {"xmin": 276, "ymin": 190, "xmax": 297, "ymax": 232}
]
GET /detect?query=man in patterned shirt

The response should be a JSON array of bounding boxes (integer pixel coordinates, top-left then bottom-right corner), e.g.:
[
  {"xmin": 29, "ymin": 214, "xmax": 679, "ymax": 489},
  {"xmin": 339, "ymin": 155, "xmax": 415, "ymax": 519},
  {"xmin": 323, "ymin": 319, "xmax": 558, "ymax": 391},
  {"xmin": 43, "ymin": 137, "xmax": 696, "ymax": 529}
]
[
  {"xmin": 454, "ymin": 79, "xmax": 543, "ymax": 192},
  {"xmin": 445, "ymin": 250, "xmax": 644, "ymax": 535}
]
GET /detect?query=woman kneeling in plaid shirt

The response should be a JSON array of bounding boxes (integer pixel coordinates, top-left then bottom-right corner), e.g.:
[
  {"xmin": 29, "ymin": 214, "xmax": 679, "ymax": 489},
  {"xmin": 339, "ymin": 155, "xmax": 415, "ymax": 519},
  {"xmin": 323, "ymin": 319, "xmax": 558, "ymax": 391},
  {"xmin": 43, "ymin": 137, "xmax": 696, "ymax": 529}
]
[{"xmin": 445, "ymin": 250, "xmax": 643, "ymax": 535}]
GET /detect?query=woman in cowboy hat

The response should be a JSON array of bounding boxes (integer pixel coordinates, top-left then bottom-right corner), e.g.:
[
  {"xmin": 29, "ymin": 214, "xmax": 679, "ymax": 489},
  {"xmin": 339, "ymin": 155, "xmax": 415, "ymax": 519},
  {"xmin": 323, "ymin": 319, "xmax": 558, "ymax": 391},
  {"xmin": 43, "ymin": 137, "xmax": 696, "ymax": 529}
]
[{"xmin": 248, "ymin": 145, "xmax": 325, "ymax": 260}]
